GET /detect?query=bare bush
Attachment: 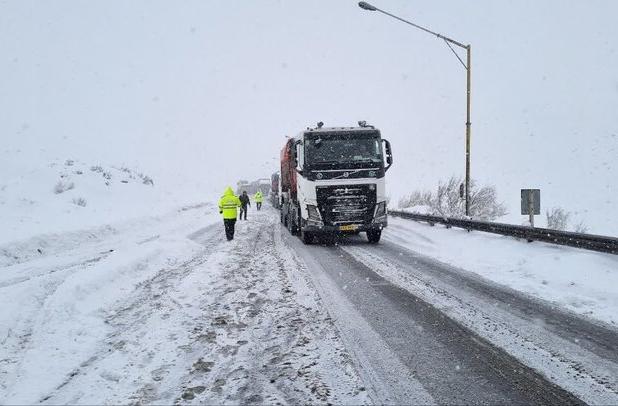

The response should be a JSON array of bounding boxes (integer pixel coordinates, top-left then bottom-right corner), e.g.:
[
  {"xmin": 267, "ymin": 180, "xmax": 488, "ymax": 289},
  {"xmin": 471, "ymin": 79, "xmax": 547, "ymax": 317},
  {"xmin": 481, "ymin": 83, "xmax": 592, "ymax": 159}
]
[
  {"xmin": 468, "ymin": 180, "xmax": 508, "ymax": 221},
  {"xmin": 72, "ymin": 197, "xmax": 87, "ymax": 207},
  {"xmin": 546, "ymin": 207, "xmax": 570, "ymax": 231},
  {"xmin": 102, "ymin": 171, "xmax": 112, "ymax": 180},
  {"xmin": 65, "ymin": 159, "xmax": 74, "ymax": 166},
  {"xmin": 54, "ymin": 180, "xmax": 74, "ymax": 194},
  {"xmin": 90, "ymin": 165, "xmax": 103, "ymax": 173},
  {"xmin": 399, "ymin": 175, "xmax": 507, "ymax": 221},
  {"xmin": 573, "ymin": 220, "xmax": 589, "ymax": 234},
  {"xmin": 434, "ymin": 176, "xmax": 465, "ymax": 218}
]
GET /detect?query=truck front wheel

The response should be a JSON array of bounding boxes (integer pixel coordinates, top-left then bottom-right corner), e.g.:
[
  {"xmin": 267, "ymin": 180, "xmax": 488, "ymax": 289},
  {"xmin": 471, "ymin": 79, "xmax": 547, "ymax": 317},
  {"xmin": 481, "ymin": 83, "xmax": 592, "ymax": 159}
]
[
  {"xmin": 367, "ymin": 230, "xmax": 382, "ymax": 243},
  {"xmin": 300, "ymin": 229, "xmax": 313, "ymax": 244}
]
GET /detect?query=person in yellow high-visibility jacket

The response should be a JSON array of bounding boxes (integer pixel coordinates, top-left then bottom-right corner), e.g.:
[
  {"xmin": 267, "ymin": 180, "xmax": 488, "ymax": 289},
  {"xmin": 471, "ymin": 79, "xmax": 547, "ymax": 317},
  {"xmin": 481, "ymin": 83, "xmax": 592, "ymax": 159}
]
[
  {"xmin": 218, "ymin": 186, "xmax": 241, "ymax": 240},
  {"xmin": 254, "ymin": 191, "xmax": 263, "ymax": 211}
]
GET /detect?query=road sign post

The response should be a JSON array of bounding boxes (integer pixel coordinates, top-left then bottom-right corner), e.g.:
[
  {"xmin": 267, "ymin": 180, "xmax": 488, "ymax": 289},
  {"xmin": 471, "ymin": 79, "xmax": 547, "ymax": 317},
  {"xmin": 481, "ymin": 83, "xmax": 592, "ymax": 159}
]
[{"xmin": 521, "ymin": 189, "xmax": 540, "ymax": 227}]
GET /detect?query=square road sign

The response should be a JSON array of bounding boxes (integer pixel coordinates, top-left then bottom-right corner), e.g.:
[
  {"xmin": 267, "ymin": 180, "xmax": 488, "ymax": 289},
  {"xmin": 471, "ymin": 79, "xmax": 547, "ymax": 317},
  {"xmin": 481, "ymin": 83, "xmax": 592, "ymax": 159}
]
[{"xmin": 521, "ymin": 189, "xmax": 540, "ymax": 215}]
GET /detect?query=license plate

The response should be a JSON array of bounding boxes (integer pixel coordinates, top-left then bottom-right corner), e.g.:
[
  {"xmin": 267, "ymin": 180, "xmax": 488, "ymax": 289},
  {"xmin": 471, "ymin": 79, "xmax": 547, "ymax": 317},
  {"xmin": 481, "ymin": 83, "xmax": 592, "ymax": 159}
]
[{"xmin": 339, "ymin": 224, "xmax": 359, "ymax": 231}]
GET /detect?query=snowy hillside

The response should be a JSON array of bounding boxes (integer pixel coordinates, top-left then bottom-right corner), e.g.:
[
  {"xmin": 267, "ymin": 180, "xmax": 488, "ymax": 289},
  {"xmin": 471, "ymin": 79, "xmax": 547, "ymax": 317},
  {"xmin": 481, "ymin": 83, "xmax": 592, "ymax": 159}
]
[{"xmin": 0, "ymin": 153, "xmax": 214, "ymax": 246}]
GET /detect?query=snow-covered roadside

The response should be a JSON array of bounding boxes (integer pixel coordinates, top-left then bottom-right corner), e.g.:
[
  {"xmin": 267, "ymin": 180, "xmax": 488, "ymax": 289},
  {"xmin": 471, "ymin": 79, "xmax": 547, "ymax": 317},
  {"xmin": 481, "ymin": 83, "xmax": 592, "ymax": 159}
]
[
  {"xmin": 0, "ymin": 204, "xmax": 221, "ymax": 403},
  {"xmin": 0, "ymin": 156, "xmax": 209, "ymax": 245},
  {"xmin": 0, "ymin": 208, "xmax": 369, "ymax": 404},
  {"xmin": 384, "ymin": 217, "xmax": 618, "ymax": 326},
  {"xmin": 0, "ymin": 202, "xmax": 214, "ymax": 268}
]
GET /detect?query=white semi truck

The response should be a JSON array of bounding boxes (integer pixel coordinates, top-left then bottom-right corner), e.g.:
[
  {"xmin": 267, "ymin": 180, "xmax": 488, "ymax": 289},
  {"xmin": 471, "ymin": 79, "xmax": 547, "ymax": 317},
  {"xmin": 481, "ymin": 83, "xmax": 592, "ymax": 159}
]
[{"xmin": 280, "ymin": 122, "xmax": 392, "ymax": 244}]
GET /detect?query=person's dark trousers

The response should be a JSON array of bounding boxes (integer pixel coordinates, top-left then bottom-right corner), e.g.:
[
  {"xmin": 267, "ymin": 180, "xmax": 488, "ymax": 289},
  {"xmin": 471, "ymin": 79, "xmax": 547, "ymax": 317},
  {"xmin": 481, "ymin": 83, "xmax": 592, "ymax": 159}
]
[
  {"xmin": 240, "ymin": 205, "xmax": 248, "ymax": 220},
  {"xmin": 224, "ymin": 218, "xmax": 236, "ymax": 240},
  {"xmin": 257, "ymin": 202, "xmax": 262, "ymax": 211}
]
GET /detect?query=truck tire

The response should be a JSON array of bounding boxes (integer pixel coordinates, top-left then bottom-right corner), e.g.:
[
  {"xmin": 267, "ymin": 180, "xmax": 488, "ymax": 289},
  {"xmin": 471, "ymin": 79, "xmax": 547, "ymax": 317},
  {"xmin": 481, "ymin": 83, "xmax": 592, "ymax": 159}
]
[
  {"xmin": 300, "ymin": 229, "xmax": 313, "ymax": 244},
  {"xmin": 367, "ymin": 229, "xmax": 381, "ymax": 243},
  {"xmin": 319, "ymin": 233, "xmax": 336, "ymax": 245}
]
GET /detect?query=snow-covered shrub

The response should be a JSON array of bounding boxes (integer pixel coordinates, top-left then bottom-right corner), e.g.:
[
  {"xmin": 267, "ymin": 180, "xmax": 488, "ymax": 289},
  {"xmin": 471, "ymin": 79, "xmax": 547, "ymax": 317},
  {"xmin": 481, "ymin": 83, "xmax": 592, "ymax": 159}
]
[
  {"xmin": 141, "ymin": 175, "xmax": 154, "ymax": 186},
  {"xmin": 546, "ymin": 207, "xmax": 570, "ymax": 231},
  {"xmin": 398, "ymin": 190, "xmax": 432, "ymax": 209},
  {"xmin": 102, "ymin": 171, "xmax": 112, "ymax": 180},
  {"xmin": 467, "ymin": 180, "xmax": 508, "ymax": 221},
  {"xmin": 399, "ymin": 175, "xmax": 507, "ymax": 221},
  {"xmin": 54, "ymin": 180, "xmax": 74, "ymax": 194},
  {"xmin": 434, "ymin": 176, "xmax": 464, "ymax": 218},
  {"xmin": 90, "ymin": 165, "xmax": 103, "ymax": 173},
  {"xmin": 72, "ymin": 197, "xmax": 87, "ymax": 207},
  {"xmin": 65, "ymin": 159, "xmax": 74, "ymax": 166},
  {"xmin": 118, "ymin": 167, "xmax": 136, "ymax": 179},
  {"xmin": 573, "ymin": 220, "xmax": 589, "ymax": 234}
]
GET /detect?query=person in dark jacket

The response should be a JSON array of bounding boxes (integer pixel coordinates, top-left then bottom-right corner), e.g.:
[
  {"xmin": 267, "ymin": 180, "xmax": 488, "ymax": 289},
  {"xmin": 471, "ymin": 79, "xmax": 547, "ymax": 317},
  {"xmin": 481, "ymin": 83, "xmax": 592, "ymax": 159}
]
[{"xmin": 239, "ymin": 190, "xmax": 250, "ymax": 220}]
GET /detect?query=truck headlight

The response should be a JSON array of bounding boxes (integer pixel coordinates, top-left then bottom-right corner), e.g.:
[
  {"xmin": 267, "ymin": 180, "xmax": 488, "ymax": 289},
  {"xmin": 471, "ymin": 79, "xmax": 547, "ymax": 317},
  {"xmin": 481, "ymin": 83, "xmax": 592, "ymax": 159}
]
[
  {"xmin": 307, "ymin": 204, "xmax": 323, "ymax": 223},
  {"xmin": 374, "ymin": 201, "xmax": 387, "ymax": 218}
]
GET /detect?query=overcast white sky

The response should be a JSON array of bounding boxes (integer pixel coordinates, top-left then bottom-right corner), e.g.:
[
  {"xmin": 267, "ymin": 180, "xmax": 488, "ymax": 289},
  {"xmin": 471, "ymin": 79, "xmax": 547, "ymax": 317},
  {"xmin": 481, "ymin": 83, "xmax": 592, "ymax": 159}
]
[{"xmin": 1, "ymin": 0, "xmax": 617, "ymax": 232}]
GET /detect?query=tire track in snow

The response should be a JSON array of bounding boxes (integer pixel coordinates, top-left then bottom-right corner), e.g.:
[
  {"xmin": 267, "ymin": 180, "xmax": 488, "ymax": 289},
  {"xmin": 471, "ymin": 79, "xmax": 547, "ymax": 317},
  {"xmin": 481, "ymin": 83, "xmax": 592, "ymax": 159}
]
[
  {"xmin": 33, "ymin": 223, "xmax": 223, "ymax": 404},
  {"xmin": 175, "ymin": 210, "xmax": 368, "ymax": 405},
  {"xmin": 339, "ymin": 236, "xmax": 618, "ymax": 404},
  {"xmin": 285, "ymin": 232, "xmax": 584, "ymax": 404}
]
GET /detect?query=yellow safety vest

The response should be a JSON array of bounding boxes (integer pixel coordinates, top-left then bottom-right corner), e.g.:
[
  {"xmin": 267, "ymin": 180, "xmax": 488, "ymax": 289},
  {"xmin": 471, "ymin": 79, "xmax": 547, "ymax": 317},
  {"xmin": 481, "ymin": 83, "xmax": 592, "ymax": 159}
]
[{"xmin": 218, "ymin": 187, "xmax": 241, "ymax": 219}]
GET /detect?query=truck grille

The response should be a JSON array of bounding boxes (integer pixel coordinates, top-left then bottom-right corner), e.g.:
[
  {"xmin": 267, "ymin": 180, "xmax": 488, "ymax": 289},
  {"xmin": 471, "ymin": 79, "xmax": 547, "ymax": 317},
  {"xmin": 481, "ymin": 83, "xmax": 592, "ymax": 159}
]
[{"xmin": 316, "ymin": 184, "xmax": 377, "ymax": 225}]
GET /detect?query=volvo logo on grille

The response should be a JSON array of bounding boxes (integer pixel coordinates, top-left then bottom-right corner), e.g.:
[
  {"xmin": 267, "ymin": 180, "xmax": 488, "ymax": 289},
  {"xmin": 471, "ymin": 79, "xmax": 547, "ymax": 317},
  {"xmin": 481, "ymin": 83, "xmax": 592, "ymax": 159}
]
[{"xmin": 343, "ymin": 172, "xmax": 349, "ymax": 177}]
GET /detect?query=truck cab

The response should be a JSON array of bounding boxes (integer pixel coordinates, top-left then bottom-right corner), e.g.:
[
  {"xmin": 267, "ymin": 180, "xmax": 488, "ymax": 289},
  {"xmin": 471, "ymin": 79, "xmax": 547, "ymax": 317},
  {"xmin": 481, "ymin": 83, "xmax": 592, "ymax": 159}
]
[{"xmin": 281, "ymin": 122, "xmax": 392, "ymax": 244}]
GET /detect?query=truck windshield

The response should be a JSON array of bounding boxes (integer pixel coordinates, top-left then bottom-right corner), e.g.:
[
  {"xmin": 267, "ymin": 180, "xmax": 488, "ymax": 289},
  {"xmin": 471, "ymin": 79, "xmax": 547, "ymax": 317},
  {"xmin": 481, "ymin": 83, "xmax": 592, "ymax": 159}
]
[{"xmin": 304, "ymin": 132, "xmax": 383, "ymax": 168}]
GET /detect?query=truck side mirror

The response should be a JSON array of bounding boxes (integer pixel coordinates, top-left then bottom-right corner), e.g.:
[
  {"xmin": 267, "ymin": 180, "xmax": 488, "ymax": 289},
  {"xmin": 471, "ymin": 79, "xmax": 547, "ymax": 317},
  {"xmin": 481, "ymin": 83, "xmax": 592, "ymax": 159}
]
[
  {"xmin": 294, "ymin": 139, "xmax": 303, "ymax": 172},
  {"xmin": 382, "ymin": 139, "xmax": 393, "ymax": 171}
]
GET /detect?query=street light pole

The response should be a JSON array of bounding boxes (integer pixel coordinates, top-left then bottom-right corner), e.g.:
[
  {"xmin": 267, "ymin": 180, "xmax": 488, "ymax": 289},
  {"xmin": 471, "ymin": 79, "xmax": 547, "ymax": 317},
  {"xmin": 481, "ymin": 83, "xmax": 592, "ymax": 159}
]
[
  {"xmin": 465, "ymin": 45, "xmax": 471, "ymax": 217},
  {"xmin": 358, "ymin": 1, "xmax": 472, "ymax": 216}
]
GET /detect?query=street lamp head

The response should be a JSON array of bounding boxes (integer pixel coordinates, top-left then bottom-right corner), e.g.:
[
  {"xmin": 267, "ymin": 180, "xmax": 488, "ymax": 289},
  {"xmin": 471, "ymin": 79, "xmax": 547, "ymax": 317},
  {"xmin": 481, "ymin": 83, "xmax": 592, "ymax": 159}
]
[{"xmin": 358, "ymin": 1, "xmax": 377, "ymax": 11}]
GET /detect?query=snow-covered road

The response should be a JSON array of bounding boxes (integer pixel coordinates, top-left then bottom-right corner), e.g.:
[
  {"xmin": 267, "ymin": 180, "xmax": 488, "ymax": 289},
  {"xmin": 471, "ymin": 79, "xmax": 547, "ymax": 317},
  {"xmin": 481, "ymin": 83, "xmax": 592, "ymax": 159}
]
[
  {"xmin": 336, "ymin": 239, "xmax": 618, "ymax": 404},
  {"xmin": 284, "ymin": 212, "xmax": 618, "ymax": 404},
  {"xmin": 0, "ymin": 206, "xmax": 367, "ymax": 404},
  {"xmin": 2, "ymin": 205, "xmax": 617, "ymax": 404}
]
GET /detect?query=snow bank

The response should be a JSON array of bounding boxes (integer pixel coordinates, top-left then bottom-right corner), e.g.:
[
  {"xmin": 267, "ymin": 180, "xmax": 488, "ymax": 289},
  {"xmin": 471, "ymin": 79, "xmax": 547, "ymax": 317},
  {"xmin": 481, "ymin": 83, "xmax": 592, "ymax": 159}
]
[
  {"xmin": 0, "ymin": 156, "xmax": 212, "ymax": 245},
  {"xmin": 385, "ymin": 217, "xmax": 618, "ymax": 326}
]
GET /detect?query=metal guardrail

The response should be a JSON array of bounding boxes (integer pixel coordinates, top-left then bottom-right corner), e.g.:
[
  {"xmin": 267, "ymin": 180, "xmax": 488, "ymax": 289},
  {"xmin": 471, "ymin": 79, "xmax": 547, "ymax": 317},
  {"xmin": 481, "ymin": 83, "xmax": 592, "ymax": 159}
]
[{"xmin": 389, "ymin": 210, "xmax": 618, "ymax": 255}]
